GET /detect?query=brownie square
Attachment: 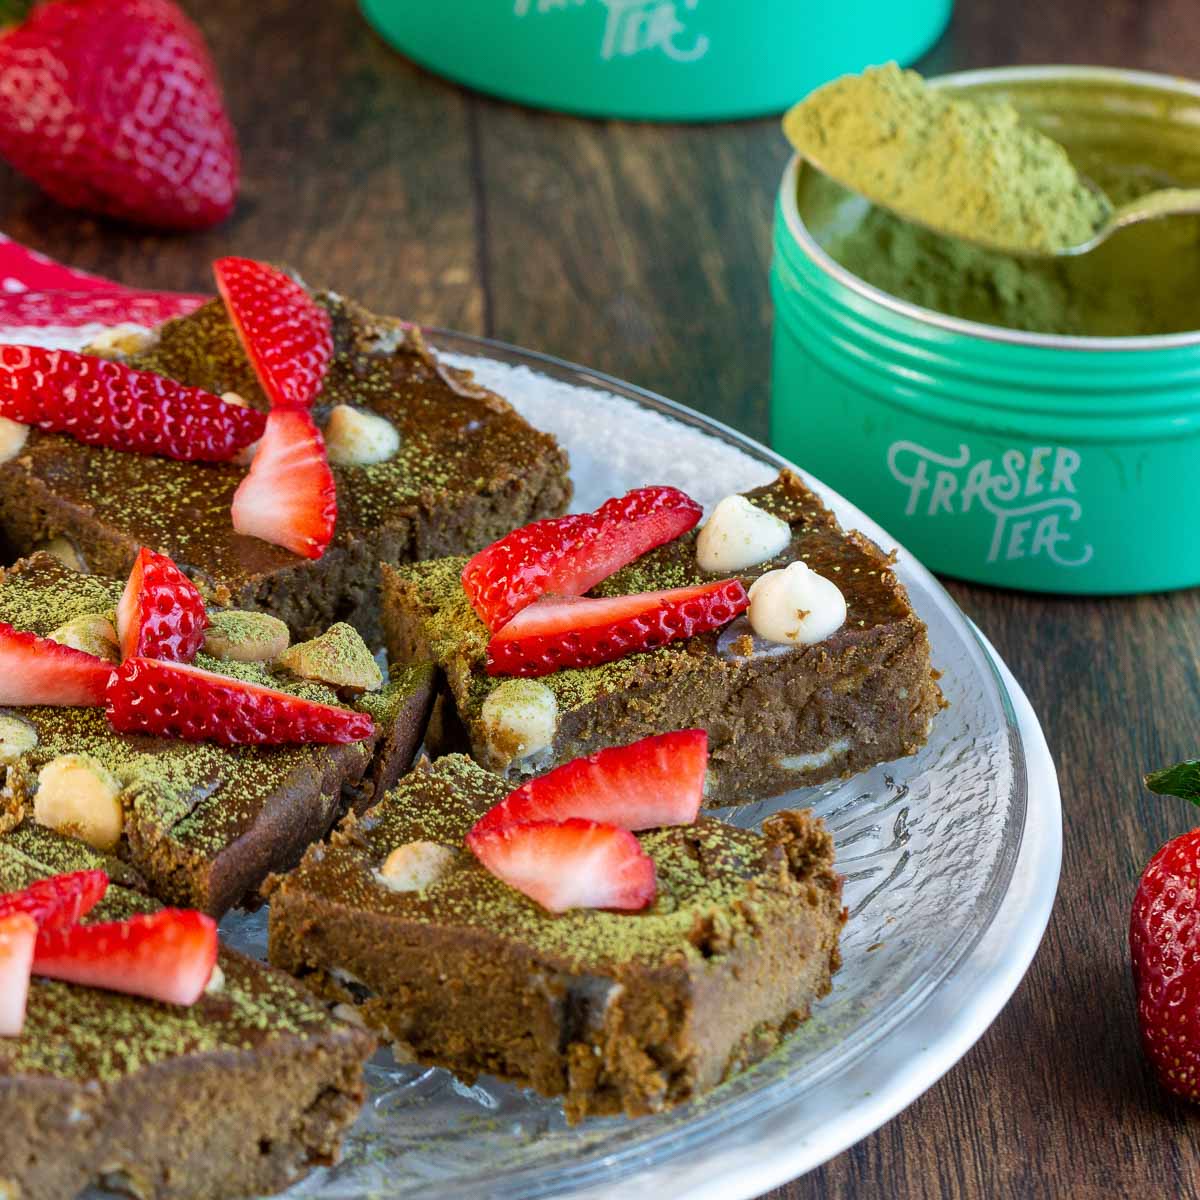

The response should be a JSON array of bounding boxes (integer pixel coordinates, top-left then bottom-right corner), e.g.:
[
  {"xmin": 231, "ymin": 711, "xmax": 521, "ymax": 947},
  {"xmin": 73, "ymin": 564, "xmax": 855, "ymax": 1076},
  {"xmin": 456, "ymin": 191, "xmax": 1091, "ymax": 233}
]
[
  {"xmin": 381, "ymin": 471, "xmax": 943, "ymax": 805},
  {"xmin": 0, "ymin": 292, "xmax": 571, "ymax": 645},
  {"xmin": 0, "ymin": 825, "xmax": 375, "ymax": 1200},
  {"xmin": 267, "ymin": 754, "xmax": 845, "ymax": 1123}
]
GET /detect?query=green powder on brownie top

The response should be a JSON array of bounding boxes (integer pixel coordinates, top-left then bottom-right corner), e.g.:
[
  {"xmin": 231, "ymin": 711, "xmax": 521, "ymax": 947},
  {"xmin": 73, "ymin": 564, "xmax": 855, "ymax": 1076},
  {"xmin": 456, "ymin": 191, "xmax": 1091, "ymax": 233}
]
[{"xmin": 784, "ymin": 62, "xmax": 1108, "ymax": 255}]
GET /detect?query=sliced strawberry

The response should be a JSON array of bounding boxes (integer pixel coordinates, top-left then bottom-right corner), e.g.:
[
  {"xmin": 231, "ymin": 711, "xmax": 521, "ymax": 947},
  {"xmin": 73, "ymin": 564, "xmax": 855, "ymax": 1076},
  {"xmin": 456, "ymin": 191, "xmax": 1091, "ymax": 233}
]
[
  {"xmin": 0, "ymin": 871, "xmax": 109, "ymax": 932},
  {"xmin": 485, "ymin": 579, "xmax": 749, "ymax": 678},
  {"xmin": 463, "ymin": 486, "xmax": 703, "ymax": 633},
  {"xmin": 0, "ymin": 622, "xmax": 114, "ymax": 706},
  {"xmin": 116, "ymin": 547, "xmax": 209, "ymax": 663},
  {"xmin": 231, "ymin": 408, "xmax": 337, "ymax": 559},
  {"xmin": 473, "ymin": 730, "xmax": 707, "ymax": 839},
  {"xmin": 0, "ymin": 346, "xmax": 265, "ymax": 462},
  {"xmin": 105, "ymin": 656, "xmax": 374, "ymax": 746},
  {"xmin": 466, "ymin": 818, "xmax": 656, "ymax": 914},
  {"xmin": 34, "ymin": 908, "xmax": 218, "ymax": 1007},
  {"xmin": 214, "ymin": 257, "xmax": 333, "ymax": 410},
  {"xmin": 0, "ymin": 914, "xmax": 36, "ymax": 1037}
]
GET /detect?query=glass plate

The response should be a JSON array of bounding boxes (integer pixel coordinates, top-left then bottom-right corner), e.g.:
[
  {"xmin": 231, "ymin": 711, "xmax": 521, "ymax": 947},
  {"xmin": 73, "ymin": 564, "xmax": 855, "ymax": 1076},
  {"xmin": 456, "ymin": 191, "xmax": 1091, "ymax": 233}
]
[{"xmin": 212, "ymin": 331, "xmax": 1045, "ymax": 1200}]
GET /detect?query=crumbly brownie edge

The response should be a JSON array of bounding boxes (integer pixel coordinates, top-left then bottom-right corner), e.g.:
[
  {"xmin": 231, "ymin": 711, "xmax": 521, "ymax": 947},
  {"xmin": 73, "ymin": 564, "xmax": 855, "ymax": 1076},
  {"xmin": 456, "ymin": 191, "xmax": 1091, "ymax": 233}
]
[
  {"xmin": 267, "ymin": 810, "xmax": 844, "ymax": 1123},
  {"xmin": 0, "ymin": 1014, "xmax": 372, "ymax": 1200},
  {"xmin": 123, "ymin": 740, "xmax": 373, "ymax": 916}
]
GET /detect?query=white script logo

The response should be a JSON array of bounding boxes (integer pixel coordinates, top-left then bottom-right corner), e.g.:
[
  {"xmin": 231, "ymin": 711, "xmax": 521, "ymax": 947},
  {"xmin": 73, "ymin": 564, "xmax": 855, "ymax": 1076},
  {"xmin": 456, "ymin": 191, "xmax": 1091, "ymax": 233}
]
[
  {"xmin": 513, "ymin": 0, "xmax": 710, "ymax": 63},
  {"xmin": 886, "ymin": 440, "xmax": 1094, "ymax": 568}
]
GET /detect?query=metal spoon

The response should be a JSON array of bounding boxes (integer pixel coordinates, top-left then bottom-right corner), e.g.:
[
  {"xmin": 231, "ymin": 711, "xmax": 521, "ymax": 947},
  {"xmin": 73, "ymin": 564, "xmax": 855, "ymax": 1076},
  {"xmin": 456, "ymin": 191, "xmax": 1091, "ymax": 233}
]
[
  {"xmin": 800, "ymin": 146, "xmax": 1200, "ymax": 258},
  {"xmin": 1056, "ymin": 186, "xmax": 1200, "ymax": 257}
]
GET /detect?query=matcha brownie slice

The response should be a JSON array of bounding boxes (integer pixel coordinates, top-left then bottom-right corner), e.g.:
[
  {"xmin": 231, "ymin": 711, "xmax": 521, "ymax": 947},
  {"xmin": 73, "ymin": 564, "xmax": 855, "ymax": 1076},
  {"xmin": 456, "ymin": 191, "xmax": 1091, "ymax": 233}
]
[
  {"xmin": 0, "ymin": 288, "xmax": 571, "ymax": 645},
  {"xmin": 0, "ymin": 554, "xmax": 435, "ymax": 915},
  {"xmin": 0, "ymin": 826, "xmax": 374, "ymax": 1200},
  {"xmin": 267, "ymin": 754, "xmax": 845, "ymax": 1123},
  {"xmin": 382, "ymin": 471, "xmax": 943, "ymax": 805}
]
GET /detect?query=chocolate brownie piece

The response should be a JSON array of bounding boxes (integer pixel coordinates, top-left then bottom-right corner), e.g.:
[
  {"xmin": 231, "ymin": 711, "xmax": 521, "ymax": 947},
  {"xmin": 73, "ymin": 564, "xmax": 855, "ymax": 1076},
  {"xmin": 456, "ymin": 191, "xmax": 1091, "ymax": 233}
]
[
  {"xmin": 0, "ymin": 554, "xmax": 435, "ymax": 915},
  {"xmin": 267, "ymin": 755, "xmax": 845, "ymax": 1124},
  {"xmin": 0, "ymin": 291, "xmax": 571, "ymax": 645},
  {"xmin": 381, "ymin": 471, "xmax": 943, "ymax": 805},
  {"xmin": 0, "ymin": 827, "xmax": 375, "ymax": 1200}
]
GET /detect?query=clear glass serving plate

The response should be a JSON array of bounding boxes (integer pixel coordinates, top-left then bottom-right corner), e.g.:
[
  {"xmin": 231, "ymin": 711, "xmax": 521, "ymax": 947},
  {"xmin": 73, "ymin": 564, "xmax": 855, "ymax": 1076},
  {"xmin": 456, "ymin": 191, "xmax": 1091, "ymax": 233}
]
[{"xmin": 214, "ymin": 332, "xmax": 1049, "ymax": 1200}]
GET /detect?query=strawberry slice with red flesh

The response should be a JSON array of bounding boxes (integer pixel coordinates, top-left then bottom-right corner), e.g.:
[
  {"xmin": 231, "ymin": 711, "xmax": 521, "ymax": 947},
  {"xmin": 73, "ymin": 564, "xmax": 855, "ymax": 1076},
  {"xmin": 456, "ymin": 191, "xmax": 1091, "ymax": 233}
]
[
  {"xmin": 466, "ymin": 818, "xmax": 656, "ymax": 914},
  {"xmin": 105, "ymin": 656, "xmax": 374, "ymax": 746},
  {"xmin": 463, "ymin": 486, "xmax": 703, "ymax": 633},
  {"xmin": 0, "ymin": 622, "xmax": 113, "ymax": 706},
  {"xmin": 0, "ymin": 345, "xmax": 265, "ymax": 462},
  {"xmin": 0, "ymin": 871, "xmax": 109, "ymax": 933},
  {"xmin": 0, "ymin": 914, "xmax": 37, "ymax": 1037},
  {"xmin": 214, "ymin": 257, "xmax": 333, "ymax": 410},
  {"xmin": 33, "ymin": 908, "xmax": 218, "ymax": 1007},
  {"xmin": 116, "ymin": 547, "xmax": 209, "ymax": 663},
  {"xmin": 231, "ymin": 408, "xmax": 337, "ymax": 559},
  {"xmin": 485, "ymin": 579, "xmax": 749, "ymax": 678},
  {"xmin": 472, "ymin": 730, "xmax": 707, "ymax": 839}
]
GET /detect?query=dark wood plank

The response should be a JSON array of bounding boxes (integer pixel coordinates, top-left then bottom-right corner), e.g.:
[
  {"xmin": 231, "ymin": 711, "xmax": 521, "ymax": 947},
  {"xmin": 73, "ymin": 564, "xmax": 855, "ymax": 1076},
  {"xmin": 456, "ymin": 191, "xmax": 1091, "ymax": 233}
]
[
  {"xmin": 474, "ymin": 103, "xmax": 789, "ymax": 443},
  {"xmin": 0, "ymin": 0, "xmax": 485, "ymax": 330}
]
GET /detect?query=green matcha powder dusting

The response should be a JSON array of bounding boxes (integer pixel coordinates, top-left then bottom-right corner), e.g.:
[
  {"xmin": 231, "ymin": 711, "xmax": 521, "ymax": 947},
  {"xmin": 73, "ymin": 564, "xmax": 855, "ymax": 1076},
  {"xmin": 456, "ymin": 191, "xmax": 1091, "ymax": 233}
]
[{"xmin": 785, "ymin": 62, "xmax": 1109, "ymax": 254}]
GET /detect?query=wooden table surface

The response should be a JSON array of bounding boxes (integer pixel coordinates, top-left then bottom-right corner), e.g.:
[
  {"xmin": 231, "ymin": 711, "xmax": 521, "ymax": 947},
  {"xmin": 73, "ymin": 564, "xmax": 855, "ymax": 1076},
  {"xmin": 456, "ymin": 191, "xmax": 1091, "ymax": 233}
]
[{"xmin": 3, "ymin": 1, "xmax": 1199, "ymax": 1195}]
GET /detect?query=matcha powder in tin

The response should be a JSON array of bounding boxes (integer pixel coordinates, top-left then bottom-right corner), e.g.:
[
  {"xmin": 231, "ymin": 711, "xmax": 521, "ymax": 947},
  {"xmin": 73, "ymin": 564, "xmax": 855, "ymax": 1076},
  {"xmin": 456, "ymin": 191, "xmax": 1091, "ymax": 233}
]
[{"xmin": 784, "ymin": 62, "xmax": 1109, "ymax": 255}]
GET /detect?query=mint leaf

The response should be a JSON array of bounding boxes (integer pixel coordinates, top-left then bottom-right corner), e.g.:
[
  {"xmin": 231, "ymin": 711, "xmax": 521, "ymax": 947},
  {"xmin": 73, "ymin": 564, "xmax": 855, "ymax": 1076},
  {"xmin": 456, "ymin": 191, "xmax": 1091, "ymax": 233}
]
[{"xmin": 1145, "ymin": 760, "xmax": 1200, "ymax": 804}]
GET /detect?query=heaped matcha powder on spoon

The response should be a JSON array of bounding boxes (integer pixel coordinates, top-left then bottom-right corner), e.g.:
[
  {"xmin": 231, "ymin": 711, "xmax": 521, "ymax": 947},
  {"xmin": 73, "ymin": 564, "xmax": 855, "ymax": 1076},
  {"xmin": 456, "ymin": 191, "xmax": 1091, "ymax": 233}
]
[{"xmin": 783, "ymin": 62, "xmax": 1110, "ymax": 255}]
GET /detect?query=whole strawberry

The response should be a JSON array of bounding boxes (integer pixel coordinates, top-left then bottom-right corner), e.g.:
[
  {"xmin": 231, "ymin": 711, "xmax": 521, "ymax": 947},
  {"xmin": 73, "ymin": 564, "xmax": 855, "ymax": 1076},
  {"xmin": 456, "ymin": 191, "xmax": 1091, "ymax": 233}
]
[
  {"xmin": 0, "ymin": 0, "xmax": 238, "ymax": 229},
  {"xmin": 1131, "ymin": 759, "xmax": 1200, "ymax": 1101}
]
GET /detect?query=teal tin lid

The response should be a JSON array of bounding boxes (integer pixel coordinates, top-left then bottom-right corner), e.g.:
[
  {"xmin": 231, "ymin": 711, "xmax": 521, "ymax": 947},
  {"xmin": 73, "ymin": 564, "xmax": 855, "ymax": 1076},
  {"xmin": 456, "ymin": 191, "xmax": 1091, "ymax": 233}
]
[
  {"xmin": 359, "ymin": 0, "xmax": 953, "ymax": 122},
  {"xmin": 770, "ymin": 67, "xmax": 1200, "ymax": 595}
]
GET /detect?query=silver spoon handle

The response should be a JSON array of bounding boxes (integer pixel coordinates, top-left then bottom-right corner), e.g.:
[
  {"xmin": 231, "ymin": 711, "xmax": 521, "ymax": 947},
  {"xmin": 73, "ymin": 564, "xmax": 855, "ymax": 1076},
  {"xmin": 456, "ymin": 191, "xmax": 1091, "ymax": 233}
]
[{"xmin": 1110, "ymin": 187, "xmax": 1200, "ymax": 232}]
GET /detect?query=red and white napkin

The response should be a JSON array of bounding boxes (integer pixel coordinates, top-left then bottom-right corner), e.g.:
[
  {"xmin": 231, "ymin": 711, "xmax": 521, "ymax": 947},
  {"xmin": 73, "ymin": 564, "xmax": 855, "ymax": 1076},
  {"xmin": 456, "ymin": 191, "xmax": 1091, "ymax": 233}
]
[{"xmin": 0, "ymin": 235, "xmax": 206, "ymax": 348}]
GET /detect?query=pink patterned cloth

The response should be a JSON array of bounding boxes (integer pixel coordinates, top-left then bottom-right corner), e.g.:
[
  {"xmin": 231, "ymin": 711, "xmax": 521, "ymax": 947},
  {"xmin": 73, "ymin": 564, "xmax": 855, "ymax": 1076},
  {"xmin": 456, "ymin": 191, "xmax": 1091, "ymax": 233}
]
[{"xmin": 0, "ymin": 234, "xmax": 207, "ymax": 330}]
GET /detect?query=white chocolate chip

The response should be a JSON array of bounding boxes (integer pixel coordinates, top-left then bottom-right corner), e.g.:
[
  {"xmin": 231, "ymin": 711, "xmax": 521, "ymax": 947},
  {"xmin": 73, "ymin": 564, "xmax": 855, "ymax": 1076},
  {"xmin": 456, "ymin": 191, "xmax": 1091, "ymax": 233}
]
[
  {"xmin": 48, "ymin": 614, "xmax": 120, "ymax": 664},
  {"xmin": 34, "ymin": 536, "xmax": 87, "ymax": 574},
  {"xmin": 0, "ymin": 716, "xmax": 37, "ymax": 765},
  {"xmin": 481, "ymin": 680, "xmax": 558, "ymax": 762},
  {"xmin": 695, "ymin": 495, "xmax": 791, "ymax": 574},
  {"xmin": 778, "ymin": 739, "xmax": 851, "ymax": 772},
  {"xmin": 83, "ymin": 324, "xmax": 158, "ymax": 359},
  {"xmin": 203, "ymin": 610, "xmax": 290, "ymax": 663},
  {"xmin": 0, "ymin": 417, "xmax": 27, "ymax": 465},
  {"xmin": 35, "ymin": 754, "xmax": 124, "ymax": 852},
  {"xmin": 277, "ymin": 623, "xmax": 382, "ymax": 692},
  {"xmin": 324, "ymin": 405, "xmax": 401, "ymax": 467},
  {"xmin": 204, "ymin": 964, "xmax": 226, "ymax": 996},
  {"xmin": 747, "ymin": 561, "xmax": 847, "ymax": 647},
  {"xmin": 377, "ymin": 842, "xmax": 455, "ymax": 893},
  {"xmin": 221, "ymin": 392, "xmax": 248, "ymax": 407}
]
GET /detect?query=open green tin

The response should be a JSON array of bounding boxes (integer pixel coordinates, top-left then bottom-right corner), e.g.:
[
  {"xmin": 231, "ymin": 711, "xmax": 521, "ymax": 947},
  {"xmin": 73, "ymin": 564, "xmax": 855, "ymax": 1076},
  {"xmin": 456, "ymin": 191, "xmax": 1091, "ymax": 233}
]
[
  {"xmin": 359, "ymin": 0, "xmax": 952, "ymax": 122},
  {"xmin": 770, "ymin": 67, "xmax": 1200, "ymax": 594}
]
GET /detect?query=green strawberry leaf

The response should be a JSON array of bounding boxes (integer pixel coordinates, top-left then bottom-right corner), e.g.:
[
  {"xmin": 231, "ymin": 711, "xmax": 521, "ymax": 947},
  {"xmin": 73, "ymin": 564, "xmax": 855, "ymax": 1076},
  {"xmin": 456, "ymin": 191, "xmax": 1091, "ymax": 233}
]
[
  {"xmin": 0, "ymin": 0, "xmax": 35, "ymax": 28},
  {"xmin": 1145, "ymin": 760, "xmax": 1200, "ymax": 804}
]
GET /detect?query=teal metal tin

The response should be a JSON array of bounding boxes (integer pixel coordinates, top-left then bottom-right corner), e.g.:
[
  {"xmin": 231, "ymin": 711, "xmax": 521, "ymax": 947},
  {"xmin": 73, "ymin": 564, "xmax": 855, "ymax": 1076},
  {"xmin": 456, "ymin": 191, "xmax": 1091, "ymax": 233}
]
[
  {"xmin": 359, "ymin": 0, "xmax": 952, "ymax": 122},
  {"xmin": 770, "ymin": 67, "xmax": 1200, "ymax": 595}
]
